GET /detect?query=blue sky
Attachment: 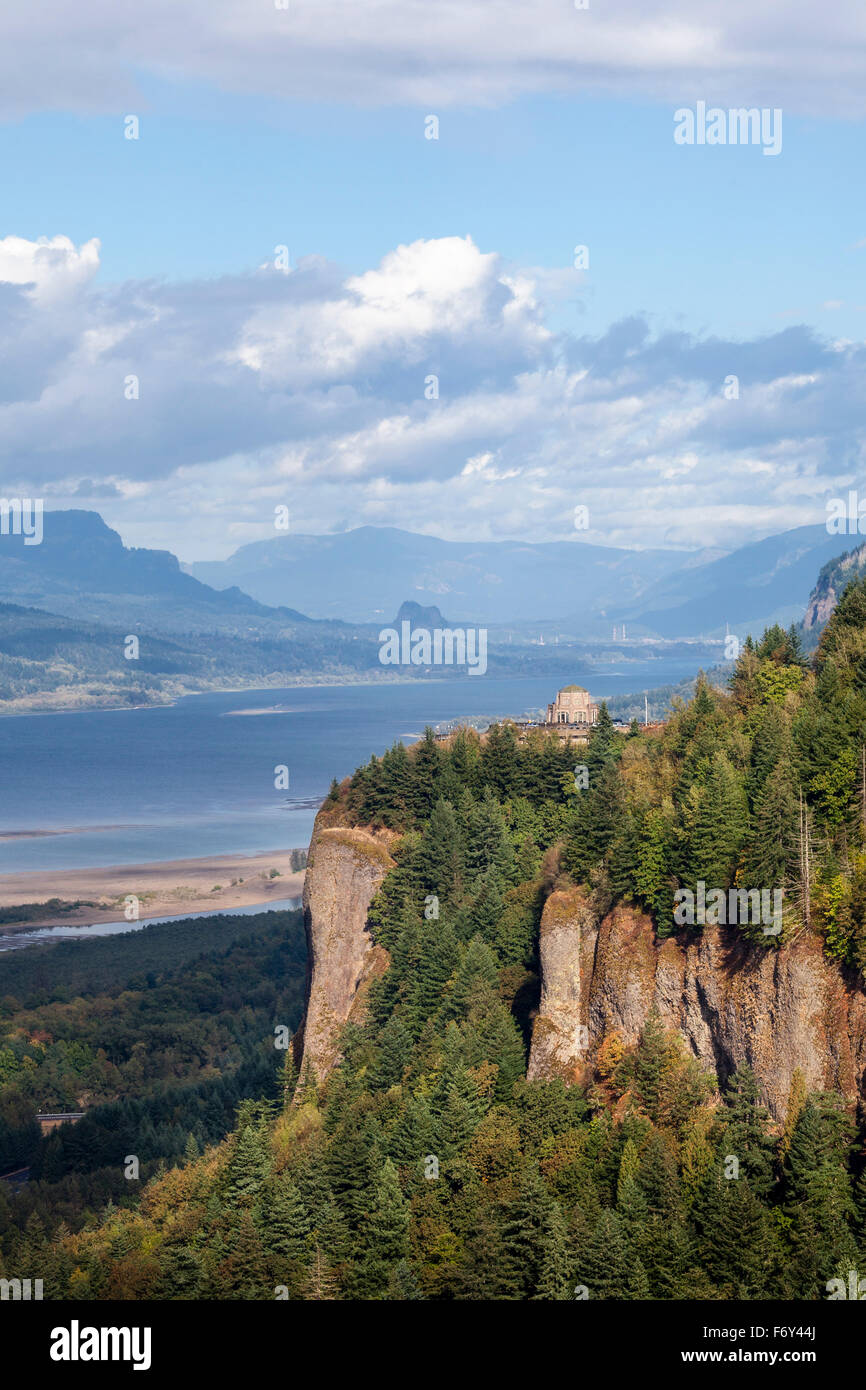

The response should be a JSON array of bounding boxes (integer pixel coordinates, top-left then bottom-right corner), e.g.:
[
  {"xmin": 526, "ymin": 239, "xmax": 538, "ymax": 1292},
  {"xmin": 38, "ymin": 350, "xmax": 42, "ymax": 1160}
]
[
  {"xmin": 3, "ymin": 86, "xmax": 864, "ymax": 341},
  {"xmin": 0, "ymin": 0, "xmax": 864, "ymax": 561}
]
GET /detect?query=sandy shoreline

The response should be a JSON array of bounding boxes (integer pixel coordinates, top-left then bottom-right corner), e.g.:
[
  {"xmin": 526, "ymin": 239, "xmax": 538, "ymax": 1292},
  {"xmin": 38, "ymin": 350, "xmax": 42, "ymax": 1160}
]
[{"xmin": 0, "ymin": 851, "xmax": 305, "ymax": 931}]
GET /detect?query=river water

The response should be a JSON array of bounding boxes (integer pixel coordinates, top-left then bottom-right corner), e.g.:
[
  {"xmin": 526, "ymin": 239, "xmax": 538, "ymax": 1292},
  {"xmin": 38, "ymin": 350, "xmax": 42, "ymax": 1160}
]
[{"xmin": 0, "ymin": 667, "xmax": 701, "ymax": 873}]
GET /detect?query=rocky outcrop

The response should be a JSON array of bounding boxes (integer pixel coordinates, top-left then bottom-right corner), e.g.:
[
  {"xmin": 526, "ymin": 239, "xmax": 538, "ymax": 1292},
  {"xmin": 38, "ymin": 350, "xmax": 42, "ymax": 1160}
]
[
  {"xmin": 529, "ymin": 888, "xmax": 866, "ymax": 1121},
  {"xmin": 526, "ymin": 888, "xmax": 597, "ymax": 1085},
  {"xmin": 297, "ymin": 814, "xmax": 866, "ymax": 1122},
  {"xmin": 802, "ymin": 541, "xmax": 866, "ymax": 635},
  {"xmin": 293, "ymin": 821, "xmax": 394, "ymax": 1094}
]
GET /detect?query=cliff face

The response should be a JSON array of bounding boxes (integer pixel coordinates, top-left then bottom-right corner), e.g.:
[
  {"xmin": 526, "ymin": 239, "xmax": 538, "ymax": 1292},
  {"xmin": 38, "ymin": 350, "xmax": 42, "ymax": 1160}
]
[
  {"xmin": 802, "ymin": 541, "xmax": 866, "ymax": 636},
  {"xmin": 293, "ymin": 820, "xmax": 394, "ymax": 1093},
  {"xmin": 529, "ymin": 888, "xmax": 866, "ymax": 1121},
  {"xmin": 297, "ymin": 817, "xmax": 866, "ymax": 1121}
]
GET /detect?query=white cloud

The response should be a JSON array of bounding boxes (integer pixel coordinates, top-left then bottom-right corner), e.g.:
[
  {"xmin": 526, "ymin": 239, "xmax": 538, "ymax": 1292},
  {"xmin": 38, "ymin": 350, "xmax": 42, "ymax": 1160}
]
[
  {"xmin": 0, "ymin": 234, "xmax": 101, "ymax": 303},
  {"xmin": 1, "ymin": 1, "xmax": 866, "ymax": 118},
  {"xmin": 231, "ymin": 236, "xmax": 542, "ymax": 385},
  {"xmin": 1, "ymin": 231, "xmax": 865, "ymax": 559}
]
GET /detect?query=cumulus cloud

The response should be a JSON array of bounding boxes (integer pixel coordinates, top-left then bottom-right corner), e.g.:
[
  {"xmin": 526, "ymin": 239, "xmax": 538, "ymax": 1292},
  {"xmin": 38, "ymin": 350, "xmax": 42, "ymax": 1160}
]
[
  {"xmin": 0, "ymin": 234, "xmax": 101, "ymax": 302},
  {"xmin": 1, "ymin": 231, "xmax": 864, "ymax": 559},
  {"xmin": 230, "ymin": 237, "xmax": 548, "ymax": 386},
  {"xmin": 1, "ymin": 1, "xmax": 866, "ymax": 118}
]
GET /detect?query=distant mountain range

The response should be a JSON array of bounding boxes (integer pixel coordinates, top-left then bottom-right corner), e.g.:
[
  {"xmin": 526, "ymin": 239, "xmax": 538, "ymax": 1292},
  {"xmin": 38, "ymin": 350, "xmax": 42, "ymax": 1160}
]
[
  {"xmin": 620, "ymin": 524, "xmax": 850, "ymax": 639},
  {"xmin": 188, "ymin": 525, "xmax": 702, "ymax": 629},
  {"xmin": 0, "ymin": 512, "xmax": 381, "ymax": 711},
  {"xmin": 0, "ymin": 509, "xmax": 858, "ymax": 713},
  {"xmin": 188, "ymin": 521, "xmax": 847, "ymax": 638},
  {"xmin": 0, "ymin": 510, "xmax": 310, "ymax": 634}
]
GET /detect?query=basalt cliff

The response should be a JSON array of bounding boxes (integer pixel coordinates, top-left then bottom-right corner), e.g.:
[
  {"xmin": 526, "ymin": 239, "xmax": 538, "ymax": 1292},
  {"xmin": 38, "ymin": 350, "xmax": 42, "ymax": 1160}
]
[
  {"xmin": 296, "ymin": 815, "xmax": 866, "ymax": 1122},
  {"xmin": 292, "ymin": 816, "xmax": 394, "ymax": 1091},
  {"xmin": 527, "ymin": 887, "xmax": 866, "ymax": 1122}
]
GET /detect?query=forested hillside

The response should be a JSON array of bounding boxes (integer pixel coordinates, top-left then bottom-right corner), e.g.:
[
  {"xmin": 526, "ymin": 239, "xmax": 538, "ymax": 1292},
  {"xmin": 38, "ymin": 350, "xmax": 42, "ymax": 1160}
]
[
  {"xmin": 0, "ymin": 599, "xmax": 382, "ymax": 711},
  {"xmin": 11, "ymin": 578, "xmax": 866, "ymax": 1300},
  {"xmin": 0, "ymin": 911, "xmax": 306, "ymax": 1259}
]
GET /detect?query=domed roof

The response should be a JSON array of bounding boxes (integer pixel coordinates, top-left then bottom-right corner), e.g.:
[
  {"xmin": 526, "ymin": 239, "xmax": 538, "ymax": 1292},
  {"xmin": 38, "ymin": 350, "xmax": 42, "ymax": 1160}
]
[{"xmin": 559, "ymin": 684, "xmax": 588, "ymax": 694}]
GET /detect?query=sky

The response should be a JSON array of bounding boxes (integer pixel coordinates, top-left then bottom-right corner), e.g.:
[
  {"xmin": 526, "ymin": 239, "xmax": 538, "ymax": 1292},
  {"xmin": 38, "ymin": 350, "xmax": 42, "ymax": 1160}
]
[{"xmin": 0, "ymin": 0, "xmax": 865, "ymax": 561}]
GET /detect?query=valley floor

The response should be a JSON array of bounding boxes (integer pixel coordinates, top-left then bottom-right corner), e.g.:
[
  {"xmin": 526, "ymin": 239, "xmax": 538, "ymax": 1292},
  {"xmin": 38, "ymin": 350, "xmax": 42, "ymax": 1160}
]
[{"xmin": 0, "ymin": 850, "xmax": 304, "ymax": 929}]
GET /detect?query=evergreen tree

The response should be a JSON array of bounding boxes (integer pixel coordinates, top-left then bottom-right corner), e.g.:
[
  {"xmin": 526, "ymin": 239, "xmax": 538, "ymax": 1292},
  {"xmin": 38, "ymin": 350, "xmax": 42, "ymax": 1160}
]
[
  {"xmin": 408, "ymin": 728, "xmax": 443, "ymax": 821},
  {"xmin": 680, "ymin": 750, "xmax": 748, "ymax": 893},
  {"xmin": 534, "ymin": 1201, "xmax": 571, "ymax": 1300},
  {"xmin": 417, "ymin": 798, "xmax": 464, "ymax": 901},
  {"xmin": 226, "ymin": 1123, "xmax": 269, "ymax": 1208},
  {"xmin": 358, "ymin": 1159, "xmax": 410, "ymax": 1298},
  {"xmin": 722, "ymin": 1064, "xmax": 776, "ymax": 1197},
  {"xmin": 575, "ymin": 1208, "xmax": 631, "ymax": 1300}
]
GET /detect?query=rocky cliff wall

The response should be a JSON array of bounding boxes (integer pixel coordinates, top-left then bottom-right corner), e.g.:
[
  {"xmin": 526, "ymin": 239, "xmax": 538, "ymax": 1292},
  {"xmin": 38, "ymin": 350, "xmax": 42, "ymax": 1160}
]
[
  {"xmin": 296, "ymin": 815, "xmax": 866, "ymax": 1121},
  {"xmin": 292, "ymin": 820, "xmax": 394, "ymax": 1095},
  {"xmin": 529, "ymin": 887, "xmax": 866, "ymax": 1121}
]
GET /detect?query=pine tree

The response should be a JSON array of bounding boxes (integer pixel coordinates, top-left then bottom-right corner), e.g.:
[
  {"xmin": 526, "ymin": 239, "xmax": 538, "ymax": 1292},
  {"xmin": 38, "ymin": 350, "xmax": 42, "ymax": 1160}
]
[
  {"xmin": 500, "ymin": 1166, "xmax": 553, "ymax": 1297},
  {"xmin": 388, "ymin": 1258, "xmax": 424, "ymax": 1299},
  {"xmin": 409, "ymin": 919, "xmax": 457, "ymax": 1032},
  {"xmin": 680, "ymin": 750, "xmax": 748, "ymax": 893},
  {"xmin": 408, "ymin": 728, "xmax": 443, "ymax": 821},
  {"xmin": 480, "ymin": 722, "xmax": 522, "ymax": 799},
  {"xmin": 417, "ymin": 798, "xmax": 464, "ymax": 901},
  {"xmin": 226, "ymin": 1123, "xmax": 269, "ymax": 1208},
  {"xmin": 533, "ymin": 1201, "xmax": 571, "ymax": 1300},
  {"xmin": 575, "ymin": 1208, "xmax": 631, "ymax": 1300},
  {"xmin": 373, "ymin": 1014, "xmax": 413, "ymax": 1090},
  {"xmin": 632, "ymin": 1009, "xmax": 672, "ymax": 1123},
  {"xmin": 304, "ymin": 1244, "xmax": 339, "ymax": 1300},
  {"xmin": 260, "ymin": 1178, "xmax": 311, "ymax": 1274},
  {"xmin": 699, "ymin": 1173, "xmax": 777, "ymax": 1297},
  {"xmin": 782, "ymin": 1094, "xmax": 858, "ymax": 1295},
  {"xmin": 449, "ymin": 727, "xmax": 482, "ymax": 794},
  {"xmin": 455, "ymin": 1201, "xmax": 508, "ymax": 1300},
  {"xmin": 742, "ymin": 759, "xmax": 799, "ymax": 891},
  {"xmin": 722, "ymin": 1064, "xmax": 776, "ymax": 1197},
  {"xmin": 465, "ymin": 787, "xmax": 513, "ymax": 881},
  {"xmin": 216, "ymin": 1212, "xmax": 270, "ymax": 1300},
  {"xmin": 327, "ymin": 1125, "xmax": 377, "ymax": 1229},
  {"xmin": 626, "ymin": 1256, "xmax": 651, "ymax": 1299},
  {"xmin": 380, "ymin": 741, "xmax": 415, "ymax": 826},
  {"xmin": 616, "ymin": 1137, "xmax": 650, "ymax": 1238},
  {"xmin": 357, "ymin": 1159, "xmax": 411, "ymax": 1298}
]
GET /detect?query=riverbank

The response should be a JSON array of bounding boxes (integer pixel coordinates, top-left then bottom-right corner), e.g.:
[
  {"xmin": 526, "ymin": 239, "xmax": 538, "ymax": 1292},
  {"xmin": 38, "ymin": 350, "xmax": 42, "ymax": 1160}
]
[
  {"xmin": 0, "ymin": 671, "xmax": 431, "ymax": 718},
  {"xmin": 0, "ymin": 851, "xmax": 305, "ymax": 931}
]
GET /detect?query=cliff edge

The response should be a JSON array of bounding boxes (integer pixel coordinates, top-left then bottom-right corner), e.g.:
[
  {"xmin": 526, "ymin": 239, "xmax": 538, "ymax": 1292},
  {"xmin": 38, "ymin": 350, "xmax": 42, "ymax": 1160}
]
[
  {"xmin": 529, "ymin": 887, "xmax": 866, "ymax": 1120},
  {"xmin": 293, "ymin": 818, "xmax": 394, "ymax": 1094}
]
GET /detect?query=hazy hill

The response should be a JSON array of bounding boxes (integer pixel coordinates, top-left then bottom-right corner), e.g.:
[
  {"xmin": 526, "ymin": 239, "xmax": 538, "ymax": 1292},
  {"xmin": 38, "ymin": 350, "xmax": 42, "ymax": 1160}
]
[
  {"xmin": 619, "ymin": 523, "xmax": 847, "ymax": 638},
  {"xmin": 0, "ymin": 600, "xmax": 383, "ymax": 711},
  {"xmin": 188, "ymin": 525, "xmax": 701, "ymax": 627},
  {"xmin": 392, "ymin": 600, "xmax": 454, "ymax": 627},
  {"xmin": 0, "ymin": 510, "xmax": 311, "ymax": 634},
  {"xmin": 190, "ymin": 520, "xmax": 851, "ymax": 638}
]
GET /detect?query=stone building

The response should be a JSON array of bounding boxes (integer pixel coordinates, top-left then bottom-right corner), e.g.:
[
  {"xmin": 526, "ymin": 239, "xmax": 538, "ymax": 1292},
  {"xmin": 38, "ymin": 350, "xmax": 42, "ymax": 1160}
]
[{"xmin": 545, "ymin": 684, "xmax": 599, "ymax": 727}]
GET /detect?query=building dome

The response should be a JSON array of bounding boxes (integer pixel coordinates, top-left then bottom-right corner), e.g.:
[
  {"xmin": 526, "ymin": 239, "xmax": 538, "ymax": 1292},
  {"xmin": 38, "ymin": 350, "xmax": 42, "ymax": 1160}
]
[{"xmin": 545, "ymin": 685, "xmax": 599, "ymax": 728}]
